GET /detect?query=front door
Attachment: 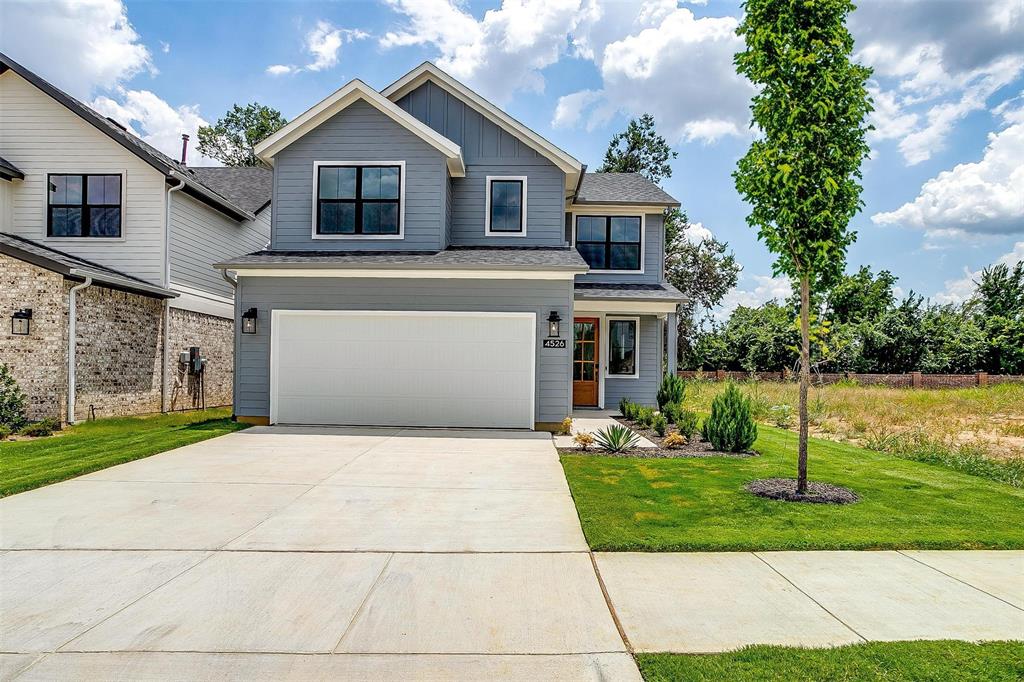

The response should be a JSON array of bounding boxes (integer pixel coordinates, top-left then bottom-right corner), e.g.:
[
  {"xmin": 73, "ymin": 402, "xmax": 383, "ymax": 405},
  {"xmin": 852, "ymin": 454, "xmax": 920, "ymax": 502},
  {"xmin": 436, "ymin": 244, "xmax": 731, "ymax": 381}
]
[{"xmin": 573, "ymin": 317, "xmax": 600, "ymax": 407}]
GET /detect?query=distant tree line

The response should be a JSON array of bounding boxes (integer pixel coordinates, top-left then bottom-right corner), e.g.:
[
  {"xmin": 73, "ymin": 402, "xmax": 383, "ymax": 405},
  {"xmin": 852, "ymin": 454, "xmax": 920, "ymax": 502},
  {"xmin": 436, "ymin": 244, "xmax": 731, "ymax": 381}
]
[{"xmin": 686, "ymin": 262, "xmax": 1024, "ymax": 375}]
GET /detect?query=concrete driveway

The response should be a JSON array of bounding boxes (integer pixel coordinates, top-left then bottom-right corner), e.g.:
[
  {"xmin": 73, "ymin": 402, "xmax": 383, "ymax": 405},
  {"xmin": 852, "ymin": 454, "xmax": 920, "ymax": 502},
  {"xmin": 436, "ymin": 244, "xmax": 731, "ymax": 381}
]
[{"xmin": 0, "ymin": 427, "xmax": 637, "ymax": 681}]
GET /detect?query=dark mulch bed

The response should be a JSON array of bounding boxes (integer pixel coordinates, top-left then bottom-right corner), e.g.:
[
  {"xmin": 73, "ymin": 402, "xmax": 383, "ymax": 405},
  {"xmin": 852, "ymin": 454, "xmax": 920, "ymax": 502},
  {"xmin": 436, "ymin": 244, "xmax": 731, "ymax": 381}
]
[
  {"xmin": 557, "ymin": 415, "xmax": 757, "ymax": 459},
  {"xmin": 746, "ymin": 478, "xmax": 860, "ymax": 504}
]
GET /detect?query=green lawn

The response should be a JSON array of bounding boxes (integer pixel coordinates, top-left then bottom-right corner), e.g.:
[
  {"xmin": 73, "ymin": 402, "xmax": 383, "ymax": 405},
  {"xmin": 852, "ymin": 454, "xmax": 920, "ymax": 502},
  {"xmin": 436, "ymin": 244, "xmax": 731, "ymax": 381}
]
[
  {"xmin": 637, "ymin": 641, "xmax": 1024, "ymax": 681},
  {"xmin": 561, "ymin": 425, "xmax": 1024, "ymax": 551},
  {"xmin": 0, "ymin": 409, "xmax": 248, "ymax": 497}
]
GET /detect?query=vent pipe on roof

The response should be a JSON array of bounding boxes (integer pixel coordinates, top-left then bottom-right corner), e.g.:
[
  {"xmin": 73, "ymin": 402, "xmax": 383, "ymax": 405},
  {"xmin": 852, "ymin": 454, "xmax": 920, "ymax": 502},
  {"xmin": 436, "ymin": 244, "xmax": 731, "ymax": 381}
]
[{"xmin": 180, "ymin": 133, "xmax": 190, "ymax": 165}]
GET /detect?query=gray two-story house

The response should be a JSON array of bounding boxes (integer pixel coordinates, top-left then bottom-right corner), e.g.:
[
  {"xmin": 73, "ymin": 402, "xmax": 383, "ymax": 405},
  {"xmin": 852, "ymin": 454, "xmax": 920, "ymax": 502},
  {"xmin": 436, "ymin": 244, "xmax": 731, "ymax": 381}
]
[{"xmin": 217, "ymin": 63, "xmax": 682, "ymax": 430}]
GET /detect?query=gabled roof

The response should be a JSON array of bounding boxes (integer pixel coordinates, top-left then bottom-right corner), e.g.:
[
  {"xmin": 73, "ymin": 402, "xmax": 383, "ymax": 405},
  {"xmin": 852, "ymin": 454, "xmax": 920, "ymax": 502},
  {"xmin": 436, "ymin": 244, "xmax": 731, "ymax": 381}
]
[
  {"xmin": 0, "ymin": 232, "xmax": 176, "ymax": 299},
  {"xmin": 573, "ymin": 172, "xmax": 680, "ymax": 207},
  {"xmin": 0, "ymin": 155, "xmax": 24, "ymax": 181},
  {"xmin": 190, "ymin": 167, "xmax": 273, "ymax": 214},
  {"xmin": 0, "ymin": 51, "xmax": 257, "ymax": 221},
  {"xmin": 255, "ymin": 79, "xmax": 466, "ymax": 177},
  {"xmin": 382, "ymin": 62, "xmax": 583, "ymax": 184}
]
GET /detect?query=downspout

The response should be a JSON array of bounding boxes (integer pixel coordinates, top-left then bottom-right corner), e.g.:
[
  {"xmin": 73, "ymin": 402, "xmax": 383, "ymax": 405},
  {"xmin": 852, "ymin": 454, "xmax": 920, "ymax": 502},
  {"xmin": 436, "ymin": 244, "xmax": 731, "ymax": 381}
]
[
  {"xmin": 162, "ymin": 178, "xmax": 186, "ymax": 413},
  {"xmin": 67, "ymin": 277, "xmax": 93, "ymax": 424}
]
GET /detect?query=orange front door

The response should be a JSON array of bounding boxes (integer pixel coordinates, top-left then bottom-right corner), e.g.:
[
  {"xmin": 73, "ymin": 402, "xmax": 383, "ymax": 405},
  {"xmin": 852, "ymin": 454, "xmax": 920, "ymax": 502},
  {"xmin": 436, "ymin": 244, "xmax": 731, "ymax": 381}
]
[{"xmin": 572, "ymin": 318, "xmax": 600, "ymax": 407}]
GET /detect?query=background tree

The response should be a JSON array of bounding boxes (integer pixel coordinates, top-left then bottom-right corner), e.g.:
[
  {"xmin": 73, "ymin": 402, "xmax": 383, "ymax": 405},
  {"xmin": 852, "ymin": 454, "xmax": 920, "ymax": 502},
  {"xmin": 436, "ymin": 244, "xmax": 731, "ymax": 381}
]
[
  {"xmin": 734, "ymin": 0, "xmax": 873, "ymax": 493},
  {"xmin": 197, "ymin": 103, "xmax": 287, "ymax": 167},
  {"xmin": 598, "ymin": 113, "xmax": 677, "ymax": 183}
]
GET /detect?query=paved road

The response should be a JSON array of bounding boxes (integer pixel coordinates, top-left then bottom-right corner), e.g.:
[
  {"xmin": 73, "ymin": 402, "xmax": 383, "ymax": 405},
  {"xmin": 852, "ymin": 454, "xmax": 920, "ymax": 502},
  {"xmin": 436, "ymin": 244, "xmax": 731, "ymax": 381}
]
[{"xmin": 0, "ymin": 427, "xmax": 638, "ymax": 681}]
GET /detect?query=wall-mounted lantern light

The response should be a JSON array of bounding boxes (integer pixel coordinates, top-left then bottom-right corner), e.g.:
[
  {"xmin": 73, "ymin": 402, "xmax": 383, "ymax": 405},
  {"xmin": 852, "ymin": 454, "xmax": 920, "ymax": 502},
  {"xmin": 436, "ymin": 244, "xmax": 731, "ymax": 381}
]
[
  {"xmin": 241, "ymin": 307, "xmax": 258, "ymax": 334},
  {"xmin": 11, "ymin": 308, "xmax": 32, "ymax": 336},
  {"xmin": 547, "ymin": 310, "xmax": 561, "ymax": 338}
]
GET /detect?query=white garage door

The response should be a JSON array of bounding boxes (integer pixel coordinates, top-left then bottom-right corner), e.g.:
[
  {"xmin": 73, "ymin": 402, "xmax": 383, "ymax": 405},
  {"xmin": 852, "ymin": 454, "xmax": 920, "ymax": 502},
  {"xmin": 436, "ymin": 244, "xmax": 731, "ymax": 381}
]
[{"xmin": 270, "ymin": 311, "xmax": 536, "ymax": 428}]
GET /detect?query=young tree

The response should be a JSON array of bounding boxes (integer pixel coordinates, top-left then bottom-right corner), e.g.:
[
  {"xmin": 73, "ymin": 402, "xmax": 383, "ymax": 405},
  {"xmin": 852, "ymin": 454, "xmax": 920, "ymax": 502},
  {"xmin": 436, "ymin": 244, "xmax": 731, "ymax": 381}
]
[
  {"xmin": 196, "ymin": 103, "xmax": 287, "ymax": 167},
  {"xmin": 597, "ymin": 113, "xmax": 678, "ymax": 184},
  {"xmin": 734, "ymin": 0, "xmax": 873, "ymax": 493}
]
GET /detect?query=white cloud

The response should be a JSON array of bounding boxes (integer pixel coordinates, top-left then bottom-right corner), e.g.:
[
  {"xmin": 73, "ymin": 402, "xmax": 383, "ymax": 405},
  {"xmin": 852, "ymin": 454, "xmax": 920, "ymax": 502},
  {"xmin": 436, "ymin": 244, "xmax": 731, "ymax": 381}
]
[
  {"xmin": 551, "ymin": 89, "xmax": 601, "ymax": 128},
  {"xmin": 265, "ymin": 20, "xmax": 367, "ymax": 76},
  {"xmin": 91, "ymin": 89, "xmax": 216, "ymax": 166},
  {"xmin": 683, "ymin": 221, "xmax": 714, "ymax": 244},
  {"xmin": 0, "ymin": 0, "xmax": 154, "ymax": 99},
  {"xmin": 560, "ymin": 6, "xmax": 754, "ymax": 144},
  {"xmin": 872, "ymin": 99, "xmax": 1024, "ymax": 238},
  {"xmin": 932, "ymin": 241, "xmax": 1024, "ymax": 304},
  {"xmin": 159, "ymin": 41, "xmax": 170, "ymax": 54},
  {"xmin": 717, "ymin": 274, "xmax": 793, "ymax": 318},
  {"xmin": 381, "ymin": 0, "xmax": 584, "ymax": 103}
]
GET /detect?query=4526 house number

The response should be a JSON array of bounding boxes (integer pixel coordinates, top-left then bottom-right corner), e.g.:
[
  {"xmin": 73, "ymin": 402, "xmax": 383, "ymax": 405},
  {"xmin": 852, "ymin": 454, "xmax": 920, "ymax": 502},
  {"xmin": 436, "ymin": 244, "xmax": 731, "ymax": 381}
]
[{"xmin": 543, "ymin": 339, "xmax": 566, "ymax": 348}]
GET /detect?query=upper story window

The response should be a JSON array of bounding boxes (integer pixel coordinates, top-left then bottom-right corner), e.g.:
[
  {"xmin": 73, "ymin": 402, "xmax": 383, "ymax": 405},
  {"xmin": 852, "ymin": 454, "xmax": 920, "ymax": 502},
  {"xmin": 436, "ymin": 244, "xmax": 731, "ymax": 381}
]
[
  {"xmin": 575, "ymin": 215, "xmax": 642, "ymax": 272},
  {"xmin": 47, "ymin": 174, "xmax": 122, "ymax": 238},
  {"xmin": 315, "ymin": 163, "xmax": 402, "ymax": 238},
  {"xmin": 485, "ymin": 176, "xmax": 526, "ymax": 236}
]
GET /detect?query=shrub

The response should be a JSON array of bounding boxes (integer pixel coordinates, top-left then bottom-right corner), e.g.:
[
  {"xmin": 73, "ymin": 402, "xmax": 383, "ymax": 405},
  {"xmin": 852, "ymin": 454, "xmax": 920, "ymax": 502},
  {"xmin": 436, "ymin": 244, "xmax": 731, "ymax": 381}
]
[
  {"xmin": 573, "ymin": 432, "xmax": 595, "ymax": 450},
  {"xmin": 677, "ymin": 409, "xmax": 700, "ymax": 440},
  {"xmin": 19, "ymin": 418, "xmax": 59, "ymax": 438},
  {"xmin": 651, "ymin": 413, "xmax": 668, "ymax": 436},
  {"xmin": 661, "ymin": 402, "xmax": 681, "ymax": 425},
  {"xmin": 593, "ymin": 424, "xmax": 641, "ymax": 453},
  {"xmin": 656, "ymin": 373, "xmax": 686, "ymax": 410},
  {"xmin": 0, "ymin": 363, "xmax": 27, "ymax": 430},
  {"xmin": 0, "ymin": 424, "xmax": 11, "ymax": 440},
  {"xmin": 635, "ymin": 406, "xmax": 655, "ymax": 428},
  {"xmin": 618, "ymin": 397, "xmax": 633, "ymax": 418},
  {"xmin": 663, "ymin": 432, "xmax": 687, "ymax": 449},
  {"xmin": 702, "ymin": 382, "xmax": 757, "ymax": 452},
  {"xmin": 769, "ymin": 404, "xmax": 793, "ymax": 429},
  {"xmin": 558, "ymin": 417, "xmax": 573, "ymax": 435}
]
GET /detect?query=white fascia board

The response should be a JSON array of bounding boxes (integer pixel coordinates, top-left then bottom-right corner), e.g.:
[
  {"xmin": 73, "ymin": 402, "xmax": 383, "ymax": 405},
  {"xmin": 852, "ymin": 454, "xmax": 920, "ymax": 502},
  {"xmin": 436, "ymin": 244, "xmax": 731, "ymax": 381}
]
[
  {"xmin": 573, "ymin": 299, "xmax": 679, "ymax": 314},
  {"xmin": 169, "ymin": 284, "xmax": 234, "ymax": 319},
  {"xmin": 255, "ymin": 79, "xmax": 465, "ymax": 176},
  {"xmin": 231, "ymin": 267, "xmax": 579, "ymax": 280},
  {"xmin": 382, "ymin": 63, "xmax": 582, "ymax": 179},
  {"xmin": 567, "ymin": 203, "xmax": 671, "ymax": 214}
]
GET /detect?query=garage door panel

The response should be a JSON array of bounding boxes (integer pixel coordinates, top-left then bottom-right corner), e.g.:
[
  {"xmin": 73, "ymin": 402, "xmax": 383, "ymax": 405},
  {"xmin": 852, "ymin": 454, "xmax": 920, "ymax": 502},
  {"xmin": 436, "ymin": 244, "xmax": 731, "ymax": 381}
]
[{"xmin": 272, "ymin": 312, "xmax": 535, "ymax": 428}]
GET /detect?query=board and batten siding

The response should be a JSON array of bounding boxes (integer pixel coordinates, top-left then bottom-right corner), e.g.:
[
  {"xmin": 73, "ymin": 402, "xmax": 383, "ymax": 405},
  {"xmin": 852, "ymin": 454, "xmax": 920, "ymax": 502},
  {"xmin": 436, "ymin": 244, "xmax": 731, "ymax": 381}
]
[
  {"xmin": 234, "ymin": 276, "xmax": 573, "ymax": 424},
  {"xmin": 396, "ymin": 80, "xmax": 566, "ymax": 247},
  {"xmin": 271, "ymin": 100, "xmax": 446, "ymax": 251},
  {"xmin": 0, "ymin": 70, "xmax": 167, "ymax": 285},
  {"xmin": 573, "ymin": 212, "xmax": 666, "ymax": 285},
  {"xmin": 602, "ymin": 315, "xmax": 662, "ymax": 408},
  {"xmin": 169, "ymin": 192, "xmax": 270, "ymax": 298}
]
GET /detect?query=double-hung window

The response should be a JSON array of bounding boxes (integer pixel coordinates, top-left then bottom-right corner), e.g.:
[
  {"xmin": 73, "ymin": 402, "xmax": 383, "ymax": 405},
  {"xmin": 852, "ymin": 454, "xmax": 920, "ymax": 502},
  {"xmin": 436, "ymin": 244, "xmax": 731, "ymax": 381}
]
[
  {"xmin": 608, "ymin": 318, "xmax": 639, "ymax": 377},
  {"xmin": 485, "ymin": 176, "xmax": 526, "ymax": 235},
  {"xmin": 316, "ymin": 164, "xmax": 402, "ymax": 236},
  {"xmin": 47, "ymin": 174, "xmax": 122, "ymax": 238},
  {"xmin": 575, "ymin": 215, "xmax": 642, "ymax": 271}
]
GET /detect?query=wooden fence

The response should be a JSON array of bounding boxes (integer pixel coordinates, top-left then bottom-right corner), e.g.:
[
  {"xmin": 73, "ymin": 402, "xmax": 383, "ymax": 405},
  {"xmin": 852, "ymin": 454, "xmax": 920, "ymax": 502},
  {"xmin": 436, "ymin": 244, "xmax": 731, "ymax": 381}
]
[{"xmin": 676, "ymin": 370, "xmax": 1024, "ymax": 389}]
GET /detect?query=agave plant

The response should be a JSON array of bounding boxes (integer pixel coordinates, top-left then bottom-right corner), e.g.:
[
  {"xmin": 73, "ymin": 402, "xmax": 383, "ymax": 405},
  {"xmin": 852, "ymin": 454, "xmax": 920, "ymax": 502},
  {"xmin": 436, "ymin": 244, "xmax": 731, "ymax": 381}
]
[{"xmin": 593, "ymin": 424, "xmax": 641, "ymax": 453}]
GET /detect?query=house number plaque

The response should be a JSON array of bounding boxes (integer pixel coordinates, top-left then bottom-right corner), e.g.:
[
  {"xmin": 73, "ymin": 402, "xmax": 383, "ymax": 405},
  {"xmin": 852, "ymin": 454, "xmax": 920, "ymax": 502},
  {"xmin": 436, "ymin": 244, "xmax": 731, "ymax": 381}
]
[{"xmin": 543, "ymin": 339, "xmax": 566, "ymax": 348}]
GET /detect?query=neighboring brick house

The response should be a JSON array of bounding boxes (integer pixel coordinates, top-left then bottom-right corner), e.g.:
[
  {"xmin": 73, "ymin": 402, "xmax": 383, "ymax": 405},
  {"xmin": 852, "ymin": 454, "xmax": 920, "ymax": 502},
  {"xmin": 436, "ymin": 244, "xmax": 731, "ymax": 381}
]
[{"xmin": 0, "ymin": 52, "xmax": 271, "ymax": 424}]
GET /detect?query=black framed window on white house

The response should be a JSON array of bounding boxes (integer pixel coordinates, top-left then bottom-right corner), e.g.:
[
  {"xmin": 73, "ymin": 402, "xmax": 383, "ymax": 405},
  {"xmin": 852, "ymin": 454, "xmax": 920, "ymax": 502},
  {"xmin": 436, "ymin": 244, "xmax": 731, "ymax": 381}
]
[
  {"xmin": 47, "ymin": 174, "xmax": 122, "ymax": 238},
  {"xmin": 575, "ymin": 216, "xmax": 642, "ymax": 271},
  {"xmin": 316, "ymin": 164, "xmax": 402, "ymax": 236},
  {"xmin": 485, "ymin": 176, "xmax": 526, "ymax": 235},
  {"xmin": 608, "ymin": 317, "xmax": 639, "ymax": 377}
]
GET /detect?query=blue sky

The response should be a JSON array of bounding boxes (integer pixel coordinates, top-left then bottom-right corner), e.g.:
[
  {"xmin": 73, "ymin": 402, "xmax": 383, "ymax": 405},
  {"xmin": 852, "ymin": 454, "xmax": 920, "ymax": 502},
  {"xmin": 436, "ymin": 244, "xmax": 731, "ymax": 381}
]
[{"xmin": 3, "ymin": 0, "xmax": 1022, "ymax": 311}]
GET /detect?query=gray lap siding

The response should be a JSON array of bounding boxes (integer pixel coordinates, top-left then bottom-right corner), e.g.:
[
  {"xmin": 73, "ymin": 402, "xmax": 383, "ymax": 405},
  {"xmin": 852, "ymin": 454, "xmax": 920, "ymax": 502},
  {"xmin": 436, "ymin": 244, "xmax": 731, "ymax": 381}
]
[
  {"xmin": 602, "ymin": 315, "xmax": 662, "ymax": 409},
  {"xmin": 234, "ymin": 276, "xmax": 573, "ymax": 424}
]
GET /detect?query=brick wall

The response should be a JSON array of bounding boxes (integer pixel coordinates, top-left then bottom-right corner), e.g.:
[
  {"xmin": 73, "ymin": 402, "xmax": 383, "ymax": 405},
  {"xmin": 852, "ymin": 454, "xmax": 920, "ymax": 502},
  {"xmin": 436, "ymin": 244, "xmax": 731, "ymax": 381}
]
[
  {"xmin": 72, "ymin": 283, "xmax": 164, "ymax": 421},
  {"xmin": 168, "ymin": 307, "xmax": 233, "ymax": 410},
  {"xmin": 0, "ymin": 254, "xmax": 66, "ymax": 421},
  {"xmin": 677, "ymin": 369, "xmax": 1024, "ymax": 389}
]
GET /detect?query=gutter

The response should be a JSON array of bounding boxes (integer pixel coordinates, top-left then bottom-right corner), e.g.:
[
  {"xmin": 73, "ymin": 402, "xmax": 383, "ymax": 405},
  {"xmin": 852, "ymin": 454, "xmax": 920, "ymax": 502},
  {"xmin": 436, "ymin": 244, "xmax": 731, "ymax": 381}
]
[
  {"xmin": 67, "ymin": 276, "xmax": 93, "ymax": 424},
  {"xmin": 162, "ymin": 178, "xmax": 185, "ymax": 414}
]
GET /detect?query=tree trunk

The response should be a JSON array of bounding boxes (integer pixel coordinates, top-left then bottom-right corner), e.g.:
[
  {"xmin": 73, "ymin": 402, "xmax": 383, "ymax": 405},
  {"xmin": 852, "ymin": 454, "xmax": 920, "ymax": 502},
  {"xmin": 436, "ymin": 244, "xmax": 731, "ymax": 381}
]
[{"xmin": 798, "ymin": 274, "xmax": 810, "ymax": 494}]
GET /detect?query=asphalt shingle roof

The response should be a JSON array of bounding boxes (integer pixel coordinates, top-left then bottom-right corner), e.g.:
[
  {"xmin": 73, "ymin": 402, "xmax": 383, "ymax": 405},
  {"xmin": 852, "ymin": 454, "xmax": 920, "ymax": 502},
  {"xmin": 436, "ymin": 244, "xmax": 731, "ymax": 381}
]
[
  {"xmin": 215, "ymin": 246, "xmax": 589, "ymax": 271},
  {"xmin": 0, "ymin": 232, "xmax": 176, "ymax": 298},
  {"xmin": 574, "ymin": 281, "xmax": 686, "ymax": 301},
  {"xmin": 190, "ymin": 167, "xmax": 273, "ymax": 214},
  {"xmin": 574, "ymin": 172, "xmax": 680, "ymax": 207}
]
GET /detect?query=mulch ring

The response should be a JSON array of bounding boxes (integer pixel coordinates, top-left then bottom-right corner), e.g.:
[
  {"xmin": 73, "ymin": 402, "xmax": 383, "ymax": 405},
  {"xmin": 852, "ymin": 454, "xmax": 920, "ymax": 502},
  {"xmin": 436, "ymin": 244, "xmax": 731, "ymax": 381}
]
[
  {"xmin": 746, "ymin": 478, "xmax": 859, "ymax": 504},
  {"xmin": 557, "ymin": 416, "xmax": 757, "ymax": 459}
]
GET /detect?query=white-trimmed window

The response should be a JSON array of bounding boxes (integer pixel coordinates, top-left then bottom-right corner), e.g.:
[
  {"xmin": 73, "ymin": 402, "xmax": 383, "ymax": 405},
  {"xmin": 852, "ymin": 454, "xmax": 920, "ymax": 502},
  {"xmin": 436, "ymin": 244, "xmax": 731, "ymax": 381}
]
[
  {"xmin": 607, "ymin": 316, "xmax": 639, "ymax": 378},
  {"xmin": 485, "ymin": 175, "xmax": 527, "ymax": 236},
  {"xmin": 313, "ymin": 161, "xmax": 405, "ymax": 239}
]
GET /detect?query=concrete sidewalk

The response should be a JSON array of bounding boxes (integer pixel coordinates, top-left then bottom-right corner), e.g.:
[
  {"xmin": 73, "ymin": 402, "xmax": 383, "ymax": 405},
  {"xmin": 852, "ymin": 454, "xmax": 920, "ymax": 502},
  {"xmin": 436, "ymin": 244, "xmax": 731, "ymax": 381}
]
[{"xmin": 596, "ymin": 550, "xmax": 1024, "ymax": 653}]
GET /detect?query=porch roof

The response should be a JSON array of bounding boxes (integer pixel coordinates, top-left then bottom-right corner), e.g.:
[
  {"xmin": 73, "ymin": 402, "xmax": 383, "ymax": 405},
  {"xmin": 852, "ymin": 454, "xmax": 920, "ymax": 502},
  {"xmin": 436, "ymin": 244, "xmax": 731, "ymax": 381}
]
[{"xmin": 573, "ymin": 282, "xmax": 686, "ymax": 303}]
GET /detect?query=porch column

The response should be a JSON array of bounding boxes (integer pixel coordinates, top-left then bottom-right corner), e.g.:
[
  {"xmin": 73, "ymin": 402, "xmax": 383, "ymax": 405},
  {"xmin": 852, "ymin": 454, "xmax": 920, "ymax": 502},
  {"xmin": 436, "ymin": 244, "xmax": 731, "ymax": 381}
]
[{"xmin": 666, "ymin": 311, "xmax": 678, "ymax": 375}]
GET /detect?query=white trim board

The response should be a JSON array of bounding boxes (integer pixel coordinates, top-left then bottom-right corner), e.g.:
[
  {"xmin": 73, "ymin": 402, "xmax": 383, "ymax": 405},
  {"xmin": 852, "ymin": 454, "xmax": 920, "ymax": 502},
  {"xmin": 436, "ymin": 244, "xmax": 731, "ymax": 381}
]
[
  {"xmin": 169, "ymin": 282, "xmax": 234, "ymax": 319},
  {"xmin": 484, "ymin": 175, "xmax": 528, "ymax": 237},
  {"xmin": 231, "ymin": 268, "xmax": 581, "ymax": 280},
  {"xmin": 310, "ymin": 160, "xmax": 406, "ymax": 241},
  {"xmin": 574, "ymin": 299, "xmax": 679, "ymax": 314}
]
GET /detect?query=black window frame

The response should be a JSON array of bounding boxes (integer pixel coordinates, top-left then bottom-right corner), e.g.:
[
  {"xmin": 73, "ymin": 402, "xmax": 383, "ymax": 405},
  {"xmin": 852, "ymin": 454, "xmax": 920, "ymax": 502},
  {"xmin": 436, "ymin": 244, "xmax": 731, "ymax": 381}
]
[
  {"xmin": 46, "ymin": 173, "xmax": 123, "ymax": 238},
  {"xmin": 487, "ymin": 178, "xmax": 524, "ymax": 234},
  {"xmin": 574, "ymin": 215, "xmax": 642, "ymax": 271},
  {"xmin": 608, "ymin": 317, "xmax": 639, "ymax": 377},
  {"xmin": 315, "ymin": 164, "xmax": 402, "ymax": 236}
]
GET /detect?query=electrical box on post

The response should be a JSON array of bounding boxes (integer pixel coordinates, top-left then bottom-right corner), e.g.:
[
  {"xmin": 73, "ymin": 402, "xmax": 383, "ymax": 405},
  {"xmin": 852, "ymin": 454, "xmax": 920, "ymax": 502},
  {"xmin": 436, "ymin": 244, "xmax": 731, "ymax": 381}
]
[{"xmin": 189, "ymin": 346, "xmax": 203, "ymax": 375}]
